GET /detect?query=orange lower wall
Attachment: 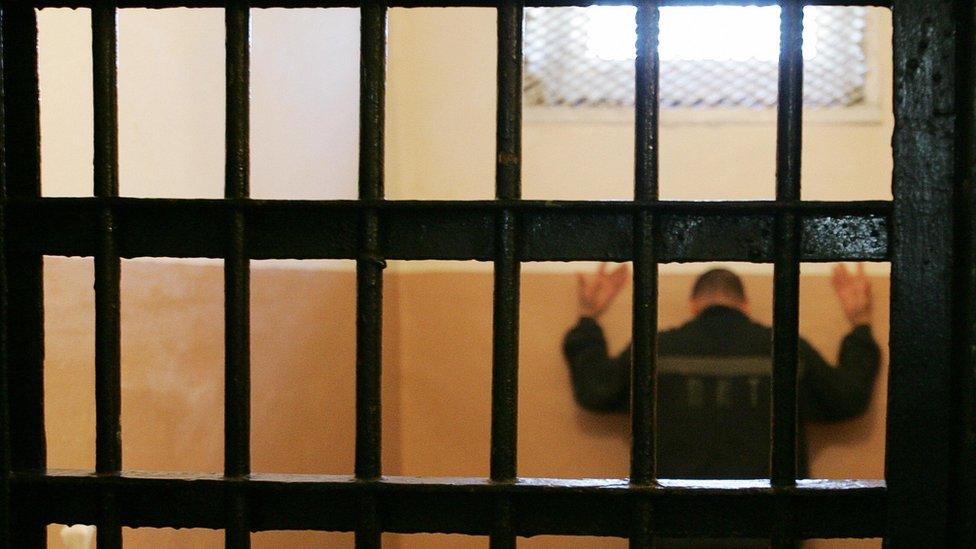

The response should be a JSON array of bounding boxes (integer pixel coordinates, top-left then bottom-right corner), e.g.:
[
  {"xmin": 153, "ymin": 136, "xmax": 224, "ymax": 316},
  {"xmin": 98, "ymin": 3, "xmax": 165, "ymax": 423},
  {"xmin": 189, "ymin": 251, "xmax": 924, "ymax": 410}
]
[
  {"xmin": 43, "ymin": 258, "xmax": 401, "ymax": 548},
  {"xmin": 395, "ymin": 270, "xmax": 887, "ymax": 549},
  {"xmin": 41, "ymin": 258, "xmax": 887, "ymax": 548}
]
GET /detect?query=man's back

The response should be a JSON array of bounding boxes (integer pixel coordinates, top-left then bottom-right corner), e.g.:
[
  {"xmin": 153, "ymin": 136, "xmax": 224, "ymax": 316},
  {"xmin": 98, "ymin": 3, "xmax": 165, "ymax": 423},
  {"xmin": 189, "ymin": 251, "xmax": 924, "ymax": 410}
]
[
  {"xmin": 563, "ymin": 304, "xmax": 880, "ymax": 478},
  {"xmin": 565, "ymin": 265, "xmax": 880, "ymax": 547}
]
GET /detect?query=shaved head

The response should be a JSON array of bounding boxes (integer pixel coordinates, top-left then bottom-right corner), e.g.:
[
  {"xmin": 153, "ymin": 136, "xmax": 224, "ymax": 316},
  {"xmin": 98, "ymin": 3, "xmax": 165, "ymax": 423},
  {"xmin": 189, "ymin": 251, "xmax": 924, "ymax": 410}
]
[{"xmin": 691, "ymin": 268, "xmax": 746, "ymax": 302}]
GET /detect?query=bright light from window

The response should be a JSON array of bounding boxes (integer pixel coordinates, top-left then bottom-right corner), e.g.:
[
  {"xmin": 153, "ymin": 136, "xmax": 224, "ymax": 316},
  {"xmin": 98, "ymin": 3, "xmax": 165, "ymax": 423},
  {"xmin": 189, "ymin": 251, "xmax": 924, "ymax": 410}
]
[{"xmin": 586, "ymin": 6, "xmax": 820, "ymax": 62}]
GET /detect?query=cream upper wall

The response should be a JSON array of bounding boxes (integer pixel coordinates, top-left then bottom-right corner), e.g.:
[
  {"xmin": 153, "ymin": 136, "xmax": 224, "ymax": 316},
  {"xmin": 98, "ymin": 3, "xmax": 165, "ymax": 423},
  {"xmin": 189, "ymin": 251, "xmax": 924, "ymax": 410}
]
[
  {"xmin": 38, "ymin": 8, "xmax": 361, "ymax": 200},
  {"xmin": 386, "ymin": 7, "xmax": 893, "ymax": 202},
  {"xmin": 38, "ymin": 6, "xmax": 892, "ymax": 203}
]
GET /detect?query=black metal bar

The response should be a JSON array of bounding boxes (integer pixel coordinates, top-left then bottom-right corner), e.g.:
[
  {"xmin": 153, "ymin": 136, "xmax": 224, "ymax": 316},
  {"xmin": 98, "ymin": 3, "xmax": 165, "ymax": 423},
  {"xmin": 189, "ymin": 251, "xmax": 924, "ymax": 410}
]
[
  {"xmin": 93, "ymin": 2, "xmax": 121, "ymax": 471},
  {"xmin": 490, "ymin": 5, "xmax": 522, "ymax": 548},
  {"xmin": 490, "ymin": 0, "xmax": 522, "ymax": 481},
  {"xmin": 630, "ymin": 5, "xmax": 660, "ymax": 546},
  {"xmin": 630, "ymin": 0, "xmax": 659, "ymax": 493},
  {"xmin": 1, "ymin": 5, "xmax": 45, "ymax": 547},
  {"xmin": 770, "ymin": 0, "xmax": 802, "ymax": 499},
  {"xmin": 951, "ymin": 1, "xmax": 976, "ymax": 546},
  {"xmin": 9, "ymin": 471, "xmax": 888, "ymax": 538},
  {"xmin": 887, "ymin": 0, "xmax": 956, "ymax": 545},
  {"xmin": 225, "ymin": 2, "xmax": 251, "ymax": 548},
  {"xmin": 357, "ymin": 3, "xmax": 386, "ymax": 547},
  {"xmin": 28, "ymin": 1, "xmax": 896, "ymax": 9},
  {"xmin": 92, "ymin": 3, "xmax": 122, "ymax": 548},
  {"xmin": 490, "ymin": 205, "xmax": 519, "ymax": 549},
  {"xmin": 5, "ymin": 198, "xmax": 892, "ymax": 262},
  {"xmin": 0, "ymin": 7, "xmax": 8, "ymax": 547}
]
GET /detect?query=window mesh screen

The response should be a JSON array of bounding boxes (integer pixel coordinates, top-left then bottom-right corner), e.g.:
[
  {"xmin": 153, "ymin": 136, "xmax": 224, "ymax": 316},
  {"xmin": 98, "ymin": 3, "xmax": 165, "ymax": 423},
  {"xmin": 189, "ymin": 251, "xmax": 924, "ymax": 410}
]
[{"xmin": 523, "ymin": 6, "xmax": 868, "ymax": 108}]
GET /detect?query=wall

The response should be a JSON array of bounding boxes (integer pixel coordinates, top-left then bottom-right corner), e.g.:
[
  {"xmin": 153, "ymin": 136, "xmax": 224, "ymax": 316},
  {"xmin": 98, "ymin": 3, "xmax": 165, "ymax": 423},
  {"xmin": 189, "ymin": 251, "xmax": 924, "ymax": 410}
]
[
  {"xmin": 34, "ymin": 6, "xmax": 893, "ymax": 548},
  {"xmin": 42, "ymin": 259, "xmax": 888, "ymax": 549},
  {"xmin": 44, "ymin": 258, "xmax": 401, "ymax": 548},
  {"xmin": 392, "ymin": 268, "xmax": 887, "ymax": 549},
  {"xmin": 386, "ymin": 8, "xmax": 893, "ymax": 202},
  {"xmin": 384, "ymin": 9, "xmax": 892, "ymax": 547},
  {"xmin": 38, "ymin": 8, "xmax": 361, "ymax": 200}
]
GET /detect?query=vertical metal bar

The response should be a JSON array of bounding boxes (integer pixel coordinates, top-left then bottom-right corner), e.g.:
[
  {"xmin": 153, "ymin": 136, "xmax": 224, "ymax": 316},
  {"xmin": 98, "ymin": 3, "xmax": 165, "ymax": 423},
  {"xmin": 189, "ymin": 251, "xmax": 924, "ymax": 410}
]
[
  {"xmin": 631, "ymin": 2, "xmax": 659, "ymax": 547},
  {"xmin": 356, "ymin": 3, "xmax": 386, "ymax": 547},
  {"xmin": 0, "ymin": 7, "xmax": 9, "ymax": 548},
  {"xmin": 770, "ymin": 3, "xmax": 803, "ymax": 545},
  {"xmin": 887, "ymin": 0, "xmax": 957, "ymax": 545},
  {"xmin": 1, "ymin": 4, "xmax": 45, "ymax": 547},
  {"xmin": 491, "ymin": 0, "xmax": 522, "ymax": 480},
  {"xmin": 92, "ymin": 3, "xmax": 122, "ymax": 548},
  {"xmin": 631, "ymin": 0, "xmax": 659, "ymax": 482},
  {"xmin": 771, "ymin": 0, "xmax": 802, "ymax": 486},
  {"xmin": 490, "ymin": 3, "xmax": 522, "ymax": 549},
  {"xmin": 951, "ymin": 1, "xmax": 976, "ymax": 545},
  {"xmin": 225, "ymin": 2, "xmax": 251, "ymax": 548}
]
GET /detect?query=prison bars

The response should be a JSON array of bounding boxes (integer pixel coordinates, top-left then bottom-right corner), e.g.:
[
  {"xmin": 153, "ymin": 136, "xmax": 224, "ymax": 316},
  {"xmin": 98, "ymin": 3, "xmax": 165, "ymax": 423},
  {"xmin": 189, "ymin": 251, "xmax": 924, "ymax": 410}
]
[
  {"xmin": 5, "ymin": 199, "xmax": 890, "ymax": 262},
  {"xmin": 770, "ymin": 2, "xmax": 803, "ymax": 546},
  {"xmin": 91, "ymin": 3, "xmax": 123, "ymax": 548},
  {"xmin": 950, "ymin": 1, "xmax": 976, "ymax": 543},
  {"xmin": 886, "ymin": 0, "xmax": 960, "ymax": 545},
  {"xmin": 0, "ymin": 7, "xmax": 8, "ymax": 548},
  {"xmin": 490, "ymin": 2, "xmax": 522, "ymax": 548},
  {"xmin": 224, "ymin": 2, "xmax": 252, "ymax": 548},
  {"xmin": 629, "ymin": 2, "xmax": 659, "ymax": 547},
  {"xmin": 1, "ymin": 4, "xmax": 45, "ymax": 547},
  {"xmin": 356, "ymin": 2, "xmax": 387, "ymax": 547},
  {"xmin": 0, "ymin": 0, "xmax": 962, "ymax": 546}
]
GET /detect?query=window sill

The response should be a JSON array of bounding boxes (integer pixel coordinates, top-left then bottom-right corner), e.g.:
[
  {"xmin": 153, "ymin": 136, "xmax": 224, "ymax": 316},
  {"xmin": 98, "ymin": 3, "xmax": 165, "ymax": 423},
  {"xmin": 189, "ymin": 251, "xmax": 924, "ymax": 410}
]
[{"xmin": 523, "ymin": 103, "xmax": 887, "ymax": 127}]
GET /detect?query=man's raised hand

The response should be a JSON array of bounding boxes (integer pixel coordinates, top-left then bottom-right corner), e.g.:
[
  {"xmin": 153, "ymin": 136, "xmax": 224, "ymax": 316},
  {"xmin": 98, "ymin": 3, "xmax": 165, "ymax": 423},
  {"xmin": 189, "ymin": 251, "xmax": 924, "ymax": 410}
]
[
  {"xmin": 831, "ymin": 263, "xmax": 873, "ymax": 327},
  {"xmin": 577, "ymin": 263, "xmax": 629, "ymax": 319}
]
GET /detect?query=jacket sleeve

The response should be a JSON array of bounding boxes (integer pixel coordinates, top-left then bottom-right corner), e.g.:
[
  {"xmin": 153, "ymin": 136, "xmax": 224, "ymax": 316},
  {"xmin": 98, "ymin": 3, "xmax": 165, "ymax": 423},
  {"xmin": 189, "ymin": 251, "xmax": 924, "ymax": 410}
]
[
  {"xmin": 562, "ymin": 317, "xmax": 631, "ymax": 412},
  {"xmin": 799, "ymin": 325, "xmax": 881, "ymax": 423}
]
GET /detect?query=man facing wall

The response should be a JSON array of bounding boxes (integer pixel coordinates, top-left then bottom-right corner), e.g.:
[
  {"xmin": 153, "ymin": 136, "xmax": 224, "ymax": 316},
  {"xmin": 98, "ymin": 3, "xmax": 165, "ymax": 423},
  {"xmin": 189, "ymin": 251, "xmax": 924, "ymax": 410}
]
[{"xmin": 563, "ymin": 264, "xmax": 881, "ymax": 546}]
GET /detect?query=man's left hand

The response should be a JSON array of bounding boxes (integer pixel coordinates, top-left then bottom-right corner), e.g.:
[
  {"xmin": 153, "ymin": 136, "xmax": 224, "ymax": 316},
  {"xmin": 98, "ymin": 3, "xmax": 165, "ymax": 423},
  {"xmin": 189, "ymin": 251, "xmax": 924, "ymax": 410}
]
[{"xmin": 831, "ymin": 263, "xmax": 873, "ymax": 327}]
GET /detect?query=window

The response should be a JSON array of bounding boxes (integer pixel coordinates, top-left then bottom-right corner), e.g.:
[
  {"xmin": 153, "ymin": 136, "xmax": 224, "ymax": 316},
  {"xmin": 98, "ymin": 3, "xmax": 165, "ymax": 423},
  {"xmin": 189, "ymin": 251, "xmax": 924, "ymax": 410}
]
[{"xmin": 523, "ymin": 6, "xmax": 868, "ymax": 108}]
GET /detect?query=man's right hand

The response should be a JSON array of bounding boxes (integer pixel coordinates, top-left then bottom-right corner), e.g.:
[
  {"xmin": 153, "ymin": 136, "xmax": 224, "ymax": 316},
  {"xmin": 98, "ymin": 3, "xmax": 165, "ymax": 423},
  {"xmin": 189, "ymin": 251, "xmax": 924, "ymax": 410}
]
[
  {"xmin": 577, "ymin": 263, "xmax": 629, "ymax": 318},
  {"xmin": 831, "ymin": 263, "xmax": 873, "ymax": 327}
]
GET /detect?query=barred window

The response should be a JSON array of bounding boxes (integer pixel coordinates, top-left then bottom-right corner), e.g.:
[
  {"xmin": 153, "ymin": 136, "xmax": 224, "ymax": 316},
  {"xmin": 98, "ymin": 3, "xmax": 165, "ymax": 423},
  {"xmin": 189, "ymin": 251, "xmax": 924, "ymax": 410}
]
[{"xmin": 523, "ymin": 6, "xmax": 868, "ymax": 109}]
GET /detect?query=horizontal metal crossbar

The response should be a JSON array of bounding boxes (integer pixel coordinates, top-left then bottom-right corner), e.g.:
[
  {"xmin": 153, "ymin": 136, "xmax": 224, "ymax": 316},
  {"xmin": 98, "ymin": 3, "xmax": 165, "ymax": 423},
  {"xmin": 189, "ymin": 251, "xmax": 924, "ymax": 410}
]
[
  {"xmin": 28, "ymin": 1, "xmax": 894, "ymax": 9},
  {"xmin": 10, "ymin": 471, "xmax": 886, "ymax": 538},
  {"xmin": 7, "ymin": 198, "xmax": 889, "ymax": 262}
]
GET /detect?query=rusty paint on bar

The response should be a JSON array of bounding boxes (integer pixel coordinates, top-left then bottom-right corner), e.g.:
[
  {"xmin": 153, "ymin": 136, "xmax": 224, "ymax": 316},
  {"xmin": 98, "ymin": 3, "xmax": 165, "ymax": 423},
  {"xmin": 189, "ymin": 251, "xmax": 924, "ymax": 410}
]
[{"xmin": 770, "ymin": 0, "xmax": 802, "ymax": 498}]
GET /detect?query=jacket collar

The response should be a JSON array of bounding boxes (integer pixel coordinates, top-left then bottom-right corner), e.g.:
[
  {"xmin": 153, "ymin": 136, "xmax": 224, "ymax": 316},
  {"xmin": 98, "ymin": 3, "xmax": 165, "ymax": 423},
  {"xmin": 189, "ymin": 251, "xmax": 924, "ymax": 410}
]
[{"xmin": 695, "ymin": 304, "xmax": 750, "ymax": 322}]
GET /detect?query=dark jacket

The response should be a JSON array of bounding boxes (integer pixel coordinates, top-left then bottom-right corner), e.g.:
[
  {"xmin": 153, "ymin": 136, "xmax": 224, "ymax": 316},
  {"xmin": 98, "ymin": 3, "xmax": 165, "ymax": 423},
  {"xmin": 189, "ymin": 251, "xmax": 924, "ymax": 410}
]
[{"xmin": 562, "ymin": 305, "xmax": 881, "ymax": 478}]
